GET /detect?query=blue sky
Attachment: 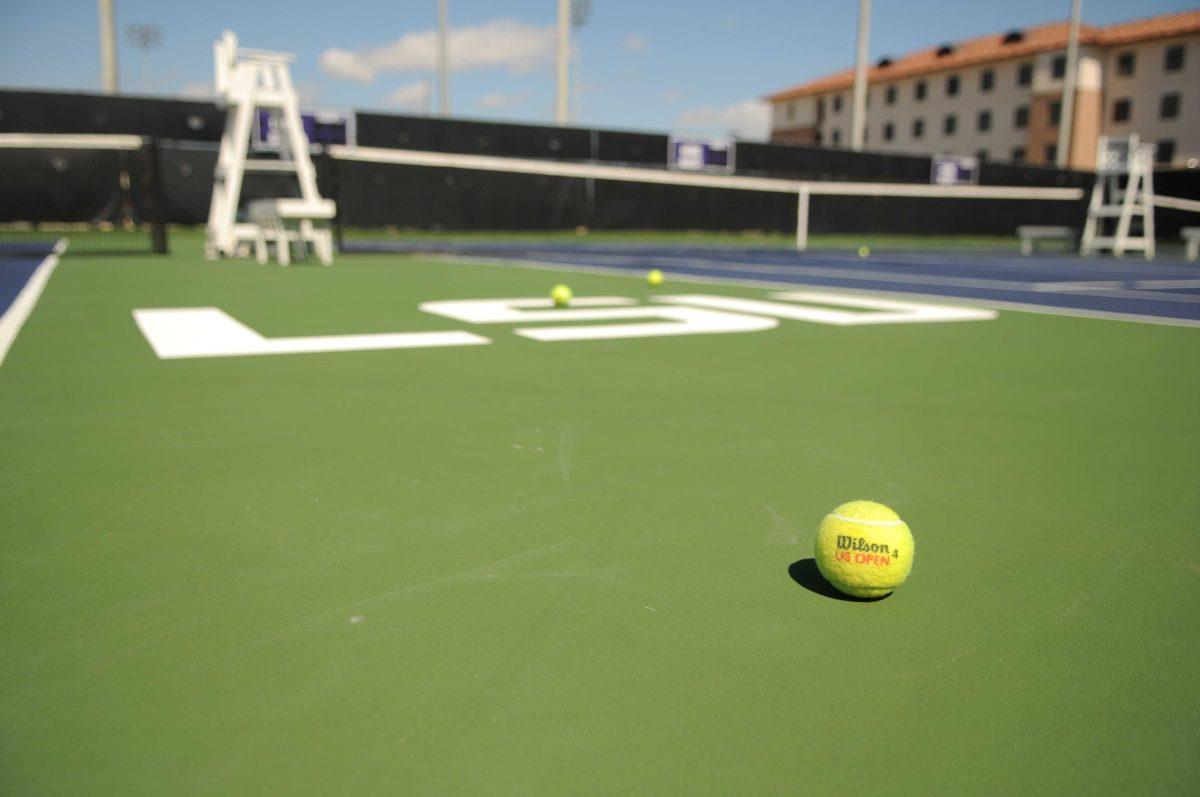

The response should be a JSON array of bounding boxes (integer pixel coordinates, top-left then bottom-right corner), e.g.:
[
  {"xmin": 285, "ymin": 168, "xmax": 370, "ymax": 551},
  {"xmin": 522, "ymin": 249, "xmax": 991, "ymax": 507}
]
[{"xmin": 1, "ymin": 0, "xmax": 1194, "ymax": 138}]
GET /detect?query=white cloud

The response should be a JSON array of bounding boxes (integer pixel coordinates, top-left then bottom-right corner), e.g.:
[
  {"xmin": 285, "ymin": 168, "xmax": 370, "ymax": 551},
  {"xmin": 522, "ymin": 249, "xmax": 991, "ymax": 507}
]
[
  {"xmin": 387, "ymin": 80, "xmax": 431, "ymax": 111},
  {"xmin": 320, "ymin": 19, "xmax": 554, "ymax": 84},
  {"xmin": 179, "ymin": 81, "xmax": 213, "ymax": 99},
  {"xmin": 320, "ymin": 49, "xmax": 376, "ymax": 83},
  {"xmin": 623, "ymin": 34, "xmax": 647, "ymax": 52},
  {"xmin": 475, "ymin": 91, "xmax": 530, "ymax": 110},
  {"xmin": 675, "ymin": 99, "xmax": 771, "ymax": 141},
  {"xmin": 295, "ymin": 83, "xmax": 321, "ymax": 104},
  {"xmin": 663, "ymin": 88, "xmax": 683, "ymax": 104}
]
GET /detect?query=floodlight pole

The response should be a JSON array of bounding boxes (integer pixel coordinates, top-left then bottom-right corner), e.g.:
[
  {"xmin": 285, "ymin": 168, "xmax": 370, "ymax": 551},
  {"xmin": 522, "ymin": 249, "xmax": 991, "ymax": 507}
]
[
  {"xmin": 570, "ymin": 0, "xmax": 592, "ymax": 124},
  {"xmin": 437, "ymin": 0, "xmax": 450, "ymax": 116},
  {"xmin": 1056, "ymin": 0, "xmax": 1082, "ymax": 168},
  {"xmin": 555, "ymin": 0, "xmax": 570, "ymax": 125},
  {"xmin": 99, "ymin": 0, "xmax": 119, "ymax": 94},
  {"xmin": 849, "ymin": 0, "xmax": 871, "ymax": 151}
]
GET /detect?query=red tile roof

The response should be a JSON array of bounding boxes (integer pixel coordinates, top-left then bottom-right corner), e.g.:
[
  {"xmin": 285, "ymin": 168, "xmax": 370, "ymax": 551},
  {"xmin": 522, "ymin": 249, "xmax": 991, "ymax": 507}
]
[
  {"xmin": 1099, "ymin": 8, "xmax": 1200, "ymax": 45},
  {"xmin": 766, "ymin": 9, "xmax": 1200, "ymax": 102}
]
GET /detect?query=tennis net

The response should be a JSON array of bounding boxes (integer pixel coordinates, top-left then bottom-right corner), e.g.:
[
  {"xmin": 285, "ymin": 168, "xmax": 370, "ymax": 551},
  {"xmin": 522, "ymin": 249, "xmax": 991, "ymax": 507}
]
[
  {"xmin": 0, "ymin": 133, "xmax": 168, "ymax": 256},
  {"xmin": 325, "ymin": 145, "xmax": 1087, "ymax": 252}
]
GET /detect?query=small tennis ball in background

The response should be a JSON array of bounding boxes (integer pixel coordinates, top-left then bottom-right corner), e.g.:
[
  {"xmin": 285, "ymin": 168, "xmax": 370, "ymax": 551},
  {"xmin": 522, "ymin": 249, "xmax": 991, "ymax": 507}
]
[
  {"xmin": 857, "ymin": 245, "xmax": 871, "ymax": 258},
  {"xmin": 814, "ymin": 500, "xmax": 914, "ymax": 599},
  {"xmin": 550, "ymin": 284, "xmax": 573, "ymax": 307},
  {"xmin": 647, "ymin": 269, "xmax": 665, "ymax": 287}
]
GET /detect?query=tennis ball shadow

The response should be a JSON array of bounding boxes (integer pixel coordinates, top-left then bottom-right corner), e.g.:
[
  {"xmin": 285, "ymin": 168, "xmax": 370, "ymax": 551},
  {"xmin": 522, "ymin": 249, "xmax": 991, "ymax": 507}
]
[{"xmin": 788, "ymin": 559, "xmax": 890, "ymax": 603}]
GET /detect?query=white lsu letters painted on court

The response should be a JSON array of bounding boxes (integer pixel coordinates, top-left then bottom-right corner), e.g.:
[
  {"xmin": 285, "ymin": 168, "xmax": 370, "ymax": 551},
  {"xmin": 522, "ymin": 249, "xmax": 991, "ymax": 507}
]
[
  {"xmin": 132, "ymin": 292, "xmax": 997, "ymax": 359},
  {"xmin": 132, "ymin": 308, "xmax": 489, "ymax": 359},
  {"xmin": 417, "ymin": 297, "xmax": 779, "ymax": 341}
]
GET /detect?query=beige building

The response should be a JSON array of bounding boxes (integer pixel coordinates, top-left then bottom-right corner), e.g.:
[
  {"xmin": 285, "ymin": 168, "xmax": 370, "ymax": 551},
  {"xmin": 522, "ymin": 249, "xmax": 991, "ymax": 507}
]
[{"xmin": 766, "ymin": 10, "xmax": 1200, "ymax": 168}]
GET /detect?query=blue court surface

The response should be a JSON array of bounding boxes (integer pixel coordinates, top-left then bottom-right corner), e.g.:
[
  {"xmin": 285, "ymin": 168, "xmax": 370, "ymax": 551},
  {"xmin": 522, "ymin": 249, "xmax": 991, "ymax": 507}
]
[
  {"xmin": 346, "ymin": 241, "xmax": 1200, "ymax": 325},
  {"xmin": 0, "ymin": 253, "xmax": 48, "ymax": 319}
]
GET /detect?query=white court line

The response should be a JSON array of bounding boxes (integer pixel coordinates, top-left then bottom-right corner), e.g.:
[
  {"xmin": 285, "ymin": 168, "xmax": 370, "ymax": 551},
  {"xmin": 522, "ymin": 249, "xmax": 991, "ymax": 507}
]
[
  {"xmin": 517, "ymin": 250, "xmax": 1050, "ymax": 292},
  {"xmin": 500, "ymin": 248, "xmax": 1200, "ymax": 299},
  {"xmin": 1065, "ymin": 287, "xmax": 1200, "ymax": 305},
  {"xmin": 416, "ymin": 253, "xmax": 1200, "ymax": 328},
  {"xmin": 1034, "ymin": 279, "xmax": 1200, "ymax": 295},
  {"xmin": 1031, "ymin": 281, "xmax": 1126, "ymax": 292},
  {"xmin": 1130, "ymin": 279, "xmax": 1200, "ymax": 290},
  {"xmin": 0, "ymin": 240, "xmax": 66, "ymax": 367}
]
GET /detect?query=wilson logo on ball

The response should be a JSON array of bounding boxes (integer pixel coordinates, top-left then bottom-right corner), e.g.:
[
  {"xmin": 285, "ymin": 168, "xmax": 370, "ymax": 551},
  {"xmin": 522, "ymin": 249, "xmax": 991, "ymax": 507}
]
[{"xmin": 835, "ymin": 536, "xmax": 897, "ymax": 555}]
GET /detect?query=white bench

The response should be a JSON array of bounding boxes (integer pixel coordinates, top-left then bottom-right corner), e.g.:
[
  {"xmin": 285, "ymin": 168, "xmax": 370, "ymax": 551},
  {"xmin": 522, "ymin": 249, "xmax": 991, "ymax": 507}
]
[
  {"xmin": 1182, "ymin": 227, "xmax": 1200, "ymax": 262},
  {"xmin": 246, "ymin": 198, "xmax": 336, "ymax": 266},
  {"xmin": 1017, "ymin": 225, "xmax": 1075, "ymax": 256}
]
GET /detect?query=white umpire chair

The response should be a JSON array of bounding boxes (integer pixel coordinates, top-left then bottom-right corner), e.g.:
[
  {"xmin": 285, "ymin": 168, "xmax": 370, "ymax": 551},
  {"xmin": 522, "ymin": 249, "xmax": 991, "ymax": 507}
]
[
  {"xmin": 1080, "ymin": 135, "xmax": 1155, "ymax": 259},
  {"xmin": 205, "ymin": 31, "xmax": 336, "ymax": 266}
]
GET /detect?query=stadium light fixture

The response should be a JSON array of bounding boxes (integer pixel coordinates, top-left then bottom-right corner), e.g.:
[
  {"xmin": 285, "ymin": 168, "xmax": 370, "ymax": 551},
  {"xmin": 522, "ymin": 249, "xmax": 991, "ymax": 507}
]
[
  {"xmin": 571, "ymin": 0, "xmax": 592, "ymax": 28},
  {"xmin": 125, "ymin": 23, "xmax": 163, "ymax": 94}
]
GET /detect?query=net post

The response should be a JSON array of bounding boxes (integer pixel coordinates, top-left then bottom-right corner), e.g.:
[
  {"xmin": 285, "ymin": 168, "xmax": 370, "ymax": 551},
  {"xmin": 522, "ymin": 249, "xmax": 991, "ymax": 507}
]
[
  {"xmin": 795, "ymin": 185, "xmax": 810, "ymax": 251},
  {"xmin": 144, "ymin": 137, "xmax": 169, "ymax": 254},
  {"xmin": 323, "ymin": 148, "xmax": 344, "ymax": 253}
]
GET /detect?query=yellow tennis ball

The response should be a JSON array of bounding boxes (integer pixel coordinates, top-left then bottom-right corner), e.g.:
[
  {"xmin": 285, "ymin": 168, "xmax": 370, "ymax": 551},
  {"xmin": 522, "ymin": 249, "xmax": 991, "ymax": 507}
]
[
  {"xmin": 647, "ymin": 269, "xmax": 664, "ymax": 287},
  {"xmin": 857, "ymin": 246, "xmax": 871, "ymax": 258},
  {"xmin": 550, "ymin": 284, "xmax": 573, "ymax": 307},
  {"xmin": 814, "ymin": 500, "xmax": 914, "ymax": 598}
]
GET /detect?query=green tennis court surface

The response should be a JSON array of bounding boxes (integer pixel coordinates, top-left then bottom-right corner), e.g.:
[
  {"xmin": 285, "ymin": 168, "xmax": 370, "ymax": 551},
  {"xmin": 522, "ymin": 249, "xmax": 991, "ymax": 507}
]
[{"xmin": 2, "ymin": 237, "xmax": 1199, "ymax": 793}]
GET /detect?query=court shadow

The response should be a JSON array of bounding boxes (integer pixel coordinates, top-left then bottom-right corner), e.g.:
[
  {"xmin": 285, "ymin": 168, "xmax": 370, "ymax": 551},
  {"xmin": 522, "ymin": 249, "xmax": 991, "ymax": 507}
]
[{"xmin": 788, "ymin": 558, "xmax": 890, "ymax": 603}]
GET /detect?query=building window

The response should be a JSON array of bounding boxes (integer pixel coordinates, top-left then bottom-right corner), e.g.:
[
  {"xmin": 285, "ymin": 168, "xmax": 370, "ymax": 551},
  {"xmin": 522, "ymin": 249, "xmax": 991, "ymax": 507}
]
[
  {"xmin": 886, "ymin": 86, "xmax": 897, "ymax": 105},
  {"xmin": 1156, "ymin": 139, "xmax": 1176, "ymax": 163},
  {"xmin": 946, "ymin": 75, "xmax": 960, "ymax": 96},
  {"xmin": 786, "ymin": 103, "xmax": 796, "ymax": 121},
  {"xmin": 1045, "ymin": 144, "xmax": 1057, "ymax": 162},
  {"xmin": 1052, "ymin": 55, "xmax": 1066, "ymax": 78},
  {"xmin": 976, "ymin": 149, "xmax": 989, "ymax": 162},
  {"xmin": 1164, "ymin": 45, "xmax": 1185, "ymax": 72},
  {"xmin": 883, "ymin": 122, "xmax": 895, "ymax": 141},
  {"xmin": 1050, "ymin": 100, "xmax": 1062, "ymax": 126},
  {"xmin": 1112, "ymin": 98, "xmax": 1131, "ymax": 122},
  {"xmin": 915, "ymin": 80, "xmax": 927, "ymax": 101},
  {"xmin": 977, "ymin": 109, "xmax": 992, "ymax": 132},
  {"xmin": 817, "ymin": 97, "xmax": 825, "ymax": 117},
  {"xmin": 912, "ymin": 118, "xmax": 924, "ymax": 139},
  {"xmin": 833, "ymin": 95, "xmax": 843, "ymax": 113},
  {"xmin": 980, "ymin": 69, "xmax": 995, "ymax": 92},
  {"xmin": 1012, "ymin": 147, "xmax": 1026, "ymax": 163},
  {"xmin": 1014, "ymin": 105, "xmax": 1029, "ymax": 129},
  {"xmin": 1160, "ymin": 92, "xmax": 1181, "ymax": 119},
  {"xmin": 832, "ymin": 129, "xmax": 841, "ymax": 146},
  {"xmin": 1117, "ymin": 52, "xmax": 1135, "ymax": 75},
  {"xmin": 1017, "ymin": 62, "xmax": 1033, "ymax": 86},
  {"xmin": 944, "ymin": 114, "xmax": 957, "ymax": 135},
  {"xmin": 815, "ymin": 131, "xmax": 823, "ymax": 145}
]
